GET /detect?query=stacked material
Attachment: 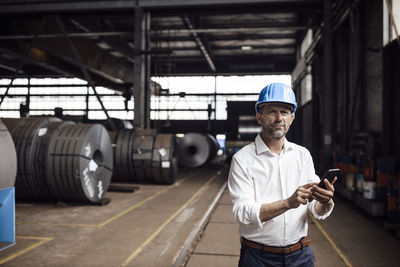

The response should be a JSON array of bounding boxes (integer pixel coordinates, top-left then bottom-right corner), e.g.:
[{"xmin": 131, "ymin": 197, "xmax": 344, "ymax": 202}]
[
  {"xmin": 112, "ymin": 129, "xmax": 178, "ymax": 184},
  {"xmin": 152, "ymin": 134, "xmax": 178, "ymax": 185},
  {"xmin": 3, "ymin": 118, "xmax": 113, "ymax": 203},
  {"xmin": 47, "ymin": 123, "xmax": 113, "ymax": 203}
]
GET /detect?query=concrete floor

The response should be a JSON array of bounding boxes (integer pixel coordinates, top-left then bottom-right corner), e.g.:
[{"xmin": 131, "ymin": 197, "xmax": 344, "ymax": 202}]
[
  {"xmin": 185, "ymin": 188, "xmax": 400, "ymax": 267},
  {"xmin": 1, "ymin": 163, "xmax": 400, "ymax": 267}
]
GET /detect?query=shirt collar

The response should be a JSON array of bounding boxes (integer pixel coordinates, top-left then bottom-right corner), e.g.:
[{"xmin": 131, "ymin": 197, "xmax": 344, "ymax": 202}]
[{"xmin": 255, "ymin": 134, "xmax": 294, "ymax": 155}]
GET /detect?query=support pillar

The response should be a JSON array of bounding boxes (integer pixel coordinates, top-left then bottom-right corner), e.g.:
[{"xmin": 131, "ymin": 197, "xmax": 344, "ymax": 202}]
[
  {"xmin": 133, "ymin": 7, "xmax": 151, "ymax": 129},
  {"xmin": 321, "ymin": 0, "xmax": 334, "ymax": 169}
]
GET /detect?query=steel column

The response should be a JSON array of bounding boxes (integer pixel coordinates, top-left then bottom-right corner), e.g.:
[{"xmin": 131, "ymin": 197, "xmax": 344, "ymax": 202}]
[
  {"xmin": 322, "ymin": 0, "xmax": 333, "ymax": 165},
  {"xmin": 133, "ymin": 7, "xmax": 150, "ymax": 129}
]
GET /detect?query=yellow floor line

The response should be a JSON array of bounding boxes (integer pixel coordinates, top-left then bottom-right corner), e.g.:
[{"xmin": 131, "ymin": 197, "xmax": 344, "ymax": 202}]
[
  {"xmin": 309, "ymin": 215, "xmax": 353, "ymax": 267},
  {"xmin": 15, "ymin": 176, "xmax": 191, "ymax": 228},
  {"xmin": 15, "ymin": 221, "xmax": 99, "ymax": 227},
  {"xmin": 98, "ymin": 181, "xmax": 183, "ymax": 227},
  {"xmin": 121, "ymin": 171, "xmax": 221, "ymax": 266},
  {"xmin": 0, "ymin": 236, "xmax": 53, "ymax": 265}
]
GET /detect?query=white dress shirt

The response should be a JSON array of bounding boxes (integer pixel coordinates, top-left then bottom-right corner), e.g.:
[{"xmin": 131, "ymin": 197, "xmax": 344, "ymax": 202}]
[{"xmin": 228, "ymin": 134, "xmax": 334, "ymax": 246}]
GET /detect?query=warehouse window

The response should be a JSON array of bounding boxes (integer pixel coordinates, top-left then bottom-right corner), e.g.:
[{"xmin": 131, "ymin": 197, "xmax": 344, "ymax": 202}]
[
  {"xmin": 300, "ymin": 74, "xmax": 312, "ymax": 106},
  {"xmin": 0, "ymin": 75, "xmax": 291, "ymax": 121},
  {"xmin": 383, "ymin": 0, "xmax": 400, "ymax": 46},
  {"xmin": 151, "ymin": 75, "xmax": 291, "ymax": 120},
  {"xmin": 0, "ymin": 78, "xmax": 133, "ymax": 120}
]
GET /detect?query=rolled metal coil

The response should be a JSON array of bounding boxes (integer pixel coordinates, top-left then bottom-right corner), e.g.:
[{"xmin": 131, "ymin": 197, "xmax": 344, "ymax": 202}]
[
  {"xmin": 3, "ymin": 117, "xmax": 61, "ymax": 199},
  {"xmin": 205, "ymin": 134, "xmax": 220, "ymax": 163},
  {"xmin": 152, "ymin": 134, "xmax": 178, "ymax": 185},
  {"xmin": 112, "ymin": 129, "xmax": 136, "ymax": 182},
  {"xmin": 133, "ymin": 129, "xmax": 156, "ymax": 183},
  {"xmin": 47, "ymin": 123, "xmax": 113, "ymax": 203},
  {"xmin": 0, "ymin": 119, "xmax": 17, "ymax": 189},
  {"xmin": 176, "ymin": 133, "xmax": 211, "ymax": 168}
]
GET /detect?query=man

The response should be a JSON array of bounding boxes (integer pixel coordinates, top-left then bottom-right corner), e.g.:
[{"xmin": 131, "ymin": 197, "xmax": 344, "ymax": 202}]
[{"xmin": 228, "ymin": 83, "xmax": 336, "ymax": 267}]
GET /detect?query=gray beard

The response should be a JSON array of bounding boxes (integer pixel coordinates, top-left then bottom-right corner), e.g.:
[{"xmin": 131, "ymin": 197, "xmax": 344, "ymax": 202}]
[{"xmin": 266, "ymin": 125, "xmax": 287, "ymax": 139}]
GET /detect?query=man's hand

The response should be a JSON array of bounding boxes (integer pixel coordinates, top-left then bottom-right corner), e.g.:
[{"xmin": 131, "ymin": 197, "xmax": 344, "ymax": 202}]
[
  {"xmin": 311, "ymin": 177, "xmax": 337, "ymax": 203},
  {"xmin": 286, "ymin": 182, "xmax": 317, "ymax": 209}
]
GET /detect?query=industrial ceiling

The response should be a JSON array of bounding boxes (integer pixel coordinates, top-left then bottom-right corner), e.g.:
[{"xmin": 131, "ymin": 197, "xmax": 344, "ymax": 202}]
[{"xmin": 0, "ymin": 0, "xmax": 324, "ymax": 92}]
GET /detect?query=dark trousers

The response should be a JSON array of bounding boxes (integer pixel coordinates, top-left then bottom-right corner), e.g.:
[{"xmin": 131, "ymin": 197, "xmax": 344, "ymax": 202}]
[{"xmin": 239, "ymin": 243, "xmax": 315, "ymax": 267}]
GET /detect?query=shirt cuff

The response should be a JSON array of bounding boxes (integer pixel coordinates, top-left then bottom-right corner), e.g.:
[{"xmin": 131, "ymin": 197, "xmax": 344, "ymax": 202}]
[
  {"xmin": 253, "ymin": 202, "xmax": 265, "ymax": 228},
  {"xmin": 309, "ymin": 200, "xmax": 334, "ymax": 220}
]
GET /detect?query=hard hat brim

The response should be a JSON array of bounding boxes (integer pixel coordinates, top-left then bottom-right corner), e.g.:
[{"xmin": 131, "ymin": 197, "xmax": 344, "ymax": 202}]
[{"xmin": 256, "ymin": 101, "xmax": 296, "ymax": 113}]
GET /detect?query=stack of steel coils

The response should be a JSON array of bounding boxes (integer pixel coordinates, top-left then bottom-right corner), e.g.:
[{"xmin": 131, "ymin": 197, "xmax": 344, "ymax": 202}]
[
  {"xmin": 3, "ymin": 118, "xmax": 113, "ymax": 203},
  {"xmin": 152, "ymin": 134, "xmax": 178, "ymax": 185},
  {"xmin": 47, "ymin": 122, "xmax": 113, "ymax": 203},
  {"xmin": 0, "ymin": 119, "xmax": 17, "ymax": 190},
  {"xmin": 111, "ymin": 129, "xmax": 136, "ymax": 183},
  {"xmin": 112, "ymin": 129, "xmax": 178, "ymax": 184},
  {"xmin": 133, "ymin": 129, "xmax": 157, "ymax": 183},
  {"xmin": 2, "ymin": 117, "xmax": 61, "ymax": 199},
  {"xmin": 176, "ymin": 133, "xmax": 220, "ymax": 168}
]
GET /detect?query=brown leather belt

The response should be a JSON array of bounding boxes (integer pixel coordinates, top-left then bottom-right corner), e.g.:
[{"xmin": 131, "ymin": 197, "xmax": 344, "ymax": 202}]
[{"xmin": 241, "ymin": 237, "xmax": 311, "ymax": 254}]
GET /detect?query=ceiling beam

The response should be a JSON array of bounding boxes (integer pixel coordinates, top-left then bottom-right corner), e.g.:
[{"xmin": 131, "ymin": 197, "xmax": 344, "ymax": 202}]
[
  {"xmin": 153, "ymin": 33, "xmax": 297, "ymax": 42},
  {"xmin": 158, "ymin": 44, "xmax": 295, "ymax": 51},
  {"xmin": 152, "ymin": 54, "xmax": 294, "ymax": 76},
  {"xmin": 0, "ymin": 1, "xmax": 322, "ymax": 15},
  {"xmin": 0, "ymin": 43, "xmax": 131, "ymax": 91},
  {"xmin": 182, "ymin": 16, "xmax": 216, "ymax": 72},
  {"xmin": 155, "ymin": 26, "xmax": 318, "ymax": 36},
  {"xmin": 0, "ymin": 31, "xmax": 130, "ymax": 40},
  {"xmin": 8, "ymin": 19, "xmax": 135, "ymax": 84},
  {"xmin": 68, "ymin": 18, "xmax": 135, "ymax": 63}
]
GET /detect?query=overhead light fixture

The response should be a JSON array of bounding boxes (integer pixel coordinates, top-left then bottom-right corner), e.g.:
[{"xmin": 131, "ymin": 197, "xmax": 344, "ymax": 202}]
[{"xmin": 241, "ymin": 45, "xmax": 252, "ymax": 51}]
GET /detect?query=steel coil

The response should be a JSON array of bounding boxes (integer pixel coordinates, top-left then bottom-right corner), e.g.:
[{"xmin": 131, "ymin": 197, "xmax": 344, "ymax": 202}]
[
  {"xmin": 205, "ymin": 134, "xmax": 220, "ymax": 163},
  {"xmin": 176, "ymin": 133, "xmax": 210, "ymax": 168},
  {"xmin": 3, "ymin": 117, "xmax": 61, "ymax": 199},
  {"xmin": 112, "ymin": 129, "xmax": 136, "ymax": 182},
  {"xmin": 133, "ymin": 129, "xmax": 156, "ymax": 183},
  {"xmin": 47, "ymin": 123, "xmax": 113, "ymax": 203},
  {"xmin": 0, "ymin": 119, "xmax": 17, "ymax": 189},
  {"xmin": 152, "ymin": 134, "xmax": 178, "ymax": 184}
]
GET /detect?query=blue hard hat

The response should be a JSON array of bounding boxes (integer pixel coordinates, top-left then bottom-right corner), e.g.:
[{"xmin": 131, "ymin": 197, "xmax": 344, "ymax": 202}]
[{"xmin": 255, "ymin": 83, "xmax": 297, "ymax": 113}]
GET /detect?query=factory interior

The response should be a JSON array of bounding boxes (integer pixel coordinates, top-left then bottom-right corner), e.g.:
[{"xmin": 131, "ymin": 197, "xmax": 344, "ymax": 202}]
[{"xmin": 0, "ymin": 0, "xmax": 400, "ymax": 266}]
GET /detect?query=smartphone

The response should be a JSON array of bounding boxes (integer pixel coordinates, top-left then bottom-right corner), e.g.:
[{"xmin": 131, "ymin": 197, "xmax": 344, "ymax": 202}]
[{"xmin": 318, "ymin": 168, "xmax": 341, "ymax": 189}]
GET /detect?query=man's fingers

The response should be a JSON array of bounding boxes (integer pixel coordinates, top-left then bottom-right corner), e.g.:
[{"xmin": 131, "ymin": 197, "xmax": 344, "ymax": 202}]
[
  {"xmin": 301, "ymin": 182, "xmax": 318, "ymax": 189},
  {"xmin": 297, "ymin": 196, "xmax": 308, "ymax": 205},
  {"xmin": 323, "ymin": 177, "xmax": 337, "ymax": 192},
  {"xmin": 298, "ymin": 190, "xmax": 313, "ymax": 204},
  {"xmin": 312, "ymin": 188, "xmax": 333, "ymax": 203}
]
